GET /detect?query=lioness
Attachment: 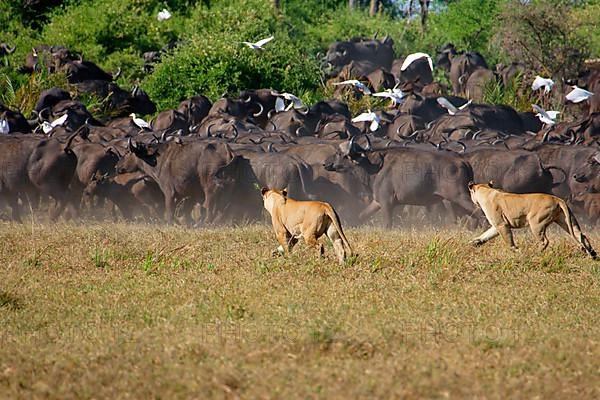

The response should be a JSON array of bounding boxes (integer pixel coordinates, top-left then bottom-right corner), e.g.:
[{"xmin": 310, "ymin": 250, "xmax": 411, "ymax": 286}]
[
  {"xmin": 468, "ymin": 182, "xmax": 597, "ymax": 259},
  {"xmin": 261, "ymin": 187, "xmax": 353, "ymax": 264}
]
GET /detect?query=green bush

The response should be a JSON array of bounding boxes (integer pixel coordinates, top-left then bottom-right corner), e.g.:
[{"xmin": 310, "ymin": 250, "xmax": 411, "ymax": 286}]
[{"xmin": 143, "ymin": 0, "xmax": 321, "ymax": 109}]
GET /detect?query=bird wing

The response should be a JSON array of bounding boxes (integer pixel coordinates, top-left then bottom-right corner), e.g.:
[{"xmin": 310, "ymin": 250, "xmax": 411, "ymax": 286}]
[
  {"xmin": 283, "ymin": 93, "xmax": 303, "ymax": 107},
  {"xmin": 51, "ymin": 113, "xmax": 68, "ymax": 127},
  {"xmin": 369, "ymin": 119, "xmax": 379, "ymax": 132},
  {"xmin": 531, "ymin": 76, "xmax": 546, "ymax": 91},
  {"xmin": 42, "ymin": 121, "xmax": 53, "ymax": 134},
  {"xmin": 275, "ymin": 97, "xmax": 285, "ymax": 112},
  {"xmin": 359, "ymin": 84, "xmax": 371, "ymax": 95},
  {"xmin": 437, "ymin": 97, "xmax": 459, "ymax": 115},
  {"xmin": 0, "ymin": 119, "xmax": 9, "ymax": 134},
  {"xmin": 254, "ymin": 36, "xmax": 274, "ymax": 47},
  {"xmin": 401, "ymin": 52, "xmax": 432, "ymax": 71},
  {"xmin": 372, "ymin": 91, "xmax": 392, "ymax": 98},
  {"xmin": 334, "ymin": 80, "xmax": 359, "ymax": 86},
  {"xmin": 546, "ymin": 111, "xmax": 560, "ymax": 120},
  {"xmin": 531, "ymin": 104, "xmax": 545, "ymax": 114},
  {"xmin": 566, "ymin": 87, "xmax": 594, "ymax": 102},
  {"xmin": 352, "ymin": 112, "xmax": 375, "ymax": 123},
  {"xmin": 134, "ymin": 118, "xmax": 150, "ymax": 128}
]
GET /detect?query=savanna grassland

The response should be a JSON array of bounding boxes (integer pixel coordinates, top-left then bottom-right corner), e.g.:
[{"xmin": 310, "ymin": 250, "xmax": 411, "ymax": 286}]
[{"xmin": 1, "ymin": 221, "xmax": 599, "ymax": 398}]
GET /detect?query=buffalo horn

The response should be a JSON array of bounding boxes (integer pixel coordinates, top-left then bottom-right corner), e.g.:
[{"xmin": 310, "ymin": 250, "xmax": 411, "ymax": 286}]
[
  {"xmin": 252, "ymin": 102, "xmax": 264, "ymax": 117},
  {"xmin": 128, "ymin": 137, "xmax": 137, "ymax": 152},
  {"xmin": 112, "ymin": 67, "xmax": 122, "ymax": 81},
  {"xmin": 207, "ymin": 123, "xmax": 216, "ymax": 137}
]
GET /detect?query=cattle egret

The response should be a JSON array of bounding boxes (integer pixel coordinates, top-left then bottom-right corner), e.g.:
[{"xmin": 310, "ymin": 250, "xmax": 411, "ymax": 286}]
[
  {"xmin": 0, "ymin": 118, "xmax": 9, "ymax": 134},
  {"xmin": 242, "ymin": 36, "xmax": 274, "ymax": 50},
  {"xmin": 532, "ymin": 104, "xmax": 559, "ymax": 126},
  {"xmin": 129, "ymin": 113, "xmax": 151, "ymax": 130},
  {"xmin": 565, "ymin": 86, "xmax": 594, "ymax": 103},
  {"xmin": 400, "ymin": 52, "xmax": 433, "ymax": 72},
  {"xmin": 157, "ymin": 8, "xmax": 172, "ymax": 21},
  {"xmin": 352, "ymin": 109, "xmax": 380, "ymax": 132},
  {"xmin": 41, "ymin": 113, "xmax": 68, "ymax": 134},
  {"xmin": 372, "ymin": 88, "xmax": 406, "ymax": 106},
  {"xmin": 437, "ymin": 97, "xmax": 472, "ymax": 115},
  {"xmin": 332, "ymin": 80, "xmax": 372, "ymax": 95},
  {"xmin": 531, "ymin": 76, "xmax": 554, "ymax": 93},
  {"xmin": 281, "ymin": 92, "xmax": 304, "ymax": 110},
  {"xmin": 275, "ymin": 96, "xmax": 285, "ymax": 112}
]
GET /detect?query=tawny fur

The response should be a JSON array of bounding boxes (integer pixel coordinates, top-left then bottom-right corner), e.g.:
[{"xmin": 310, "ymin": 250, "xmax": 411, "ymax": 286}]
[
  {"xmin": 468, "ymin": 182, "xmax": 597, "ymax": 259},
  {"xmin": 261, "ymin": 188, "xmax": 353, "ymax": 264}
]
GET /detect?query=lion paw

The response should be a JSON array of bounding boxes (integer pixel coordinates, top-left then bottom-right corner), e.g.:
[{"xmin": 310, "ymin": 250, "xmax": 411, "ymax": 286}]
[{"xmin": 470, "ymin": 239, "xmax": 482, "ymax": 247}]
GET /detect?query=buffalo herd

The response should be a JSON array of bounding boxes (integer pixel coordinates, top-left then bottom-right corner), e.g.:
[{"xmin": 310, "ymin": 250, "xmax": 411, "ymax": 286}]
[{"xmin": 0, "ymin": 37, "xmax": 599, "ymax": 227}]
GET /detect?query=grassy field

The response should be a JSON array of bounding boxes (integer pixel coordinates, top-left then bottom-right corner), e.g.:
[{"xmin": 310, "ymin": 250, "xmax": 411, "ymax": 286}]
[{"xmin": 1, "ymin": 221, "xmax": 599, "ymax": 399}]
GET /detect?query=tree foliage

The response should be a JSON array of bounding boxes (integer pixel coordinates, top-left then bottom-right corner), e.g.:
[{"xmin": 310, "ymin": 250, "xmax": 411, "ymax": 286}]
[
  {"xmin": 0, "ymin": 0, "xmax": 598, "ymax": 113},
  {"xmin": 494, "ymin": 0, "xmax": 595, "ymax": 78}
]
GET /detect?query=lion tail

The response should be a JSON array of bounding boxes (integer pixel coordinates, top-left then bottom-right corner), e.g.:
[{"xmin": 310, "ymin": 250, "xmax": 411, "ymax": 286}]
[
  {"xmin": 558, "ymin": 200, "xmax": 576, "ymax": 238},
  {"xmin": 325, "ymin": 205, "xmax": 353, "ymax": 255},
  {"xmin": 558, "ymin": 199, "xmax": 598, "ymax": 259}
]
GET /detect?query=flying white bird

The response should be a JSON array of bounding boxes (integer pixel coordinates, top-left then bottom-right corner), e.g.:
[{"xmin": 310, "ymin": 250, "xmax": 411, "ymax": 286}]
[
  {"xmin": 273, "ymin": 92, "xmax": 304, "ymax": 112},
  {"xmin": 241, "ymin": 35, "xmax": 274, "ymax": 50},
  {"xmin": 372, "ymin": 88, "xmax": 406, "ymax": 106},
  {"xmin": 157, "ymin": 8, "xmax": 172, "ymax": 21},
  {"xmin": 41, "ymin": 113, "xmax": 69, "ymax": 134},
  {"xmin": 531, "ymin": 76, "xmax": 554, "ymax": 93},
  {"xmin": 400, "ymin": 52, "xmax": 433, "ymax": 72},
  {"xmin": 274, "ymin": 97, "xmax": 285, "ymax": 113},
  {"xmin": 0, "ymin": 118, "xmax": 9, "ymax": 134},
  {"xmin": 352, "ymin": 109, "xmax": 380, "ymax": 132},
  {"xmin": 565, "ymin": 86, "xmax": 594, "ymax": 103},
  {"xmin": 332, "ymin": 80, "xmax": 372, "ymax": 95},
  {"xmin": 129, "ymin": 113, "xmax": 151, "ymax": 130},
  {"xmin": 532, "ymin": 104, "xmax": 559, "ymax": 126},
  {"xmin": 437, "ymin": 97, "xmax": 472, "ymax": 115},
  {"xmin": 281, "ymin": 92, "xmax": 304, "ymax": 110}
]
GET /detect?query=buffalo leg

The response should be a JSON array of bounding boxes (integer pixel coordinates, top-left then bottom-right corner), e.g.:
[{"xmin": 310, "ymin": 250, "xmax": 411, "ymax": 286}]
[
  {"xmin": 359, "ymin": 200, "xmax": 381, "ymax": 222},
  {"xmin": 162, "ymin": 187, "xmax": 176, "ymax": 223}
]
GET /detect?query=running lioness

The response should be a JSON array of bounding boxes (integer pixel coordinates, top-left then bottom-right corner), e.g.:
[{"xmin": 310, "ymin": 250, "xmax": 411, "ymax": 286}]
[
  {"xmin": 261, "ymin": 187, "xmax": 353, "ymax": 264},
  {"xmin": 468, "ymin": 182, "xmax": 597, "ymax": 259}
]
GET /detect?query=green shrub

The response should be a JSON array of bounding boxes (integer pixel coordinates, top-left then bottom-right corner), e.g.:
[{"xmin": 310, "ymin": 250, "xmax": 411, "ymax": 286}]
[{"xmin": 143, "ymin": 0, "xmax": 321, "ymax": 109}]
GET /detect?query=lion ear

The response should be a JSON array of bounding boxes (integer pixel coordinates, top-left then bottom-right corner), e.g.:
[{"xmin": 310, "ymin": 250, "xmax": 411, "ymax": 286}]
[
  {"xmin": 467, "ymin": 181, "xmax": 474, "ymax": 190},
  {"xmin": 488, "ymin": 180, "xmax": 495, "ymax": 188},
  {"xmin": 261, "ymin": 187, "xmax": 269, "ymax": 196},
  {"xmin": 282, "ymin": 188, "xmax": 288, "ymax": 197}
]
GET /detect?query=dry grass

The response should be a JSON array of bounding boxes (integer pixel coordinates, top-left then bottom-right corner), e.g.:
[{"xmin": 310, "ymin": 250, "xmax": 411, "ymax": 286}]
[{"xmin": 1, "ymin": 222, "xmax": 599, "ymax": 399}]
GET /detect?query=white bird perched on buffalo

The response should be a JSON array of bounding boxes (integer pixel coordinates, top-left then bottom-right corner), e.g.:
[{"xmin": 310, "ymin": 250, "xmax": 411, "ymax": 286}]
[
  {"xmin": 130, "ymin": 113, "xmax": 151, "ymax": 130},
  {"xmin": 437, "ymin": 97, "xmax": 472, "ymax": 115},
  {"xmin": 0, "ymin": 118, "xmax": 9, "ymax": 134},
  {"xmin": 565, "ymin": 86, "xmax": 594, "ymax": 103},
  {"xmin": 332, "ymin": 79, "xmax": 372, "ymax": 95},
  {"xmin": 531, "ymin": 76, "xmax": 554, "ymax": 93},
  {"xmin": 241, "ymin": 35, "xmax": 274, "ymax": 51},
  {"xmin": 372, "ymin": 88, "xmax": 406, "ymax": 106},
  {"xmin": 41, "ymin": 113, "xmax": 69, "ymax": 134},
  {"xmin": 157, "ymin": 8, "xmax": 172, "ymax": 21},
  {"xmin": 532, "ymin": 104, "xmax": 559, "ymax": 126},
  {"xmin": 352, "ymin": 109, "xmax": 380, "ymax": 132},
  {"xmin": 400, "ymin": 52, "xmax": 433, "ymax": 72}
]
